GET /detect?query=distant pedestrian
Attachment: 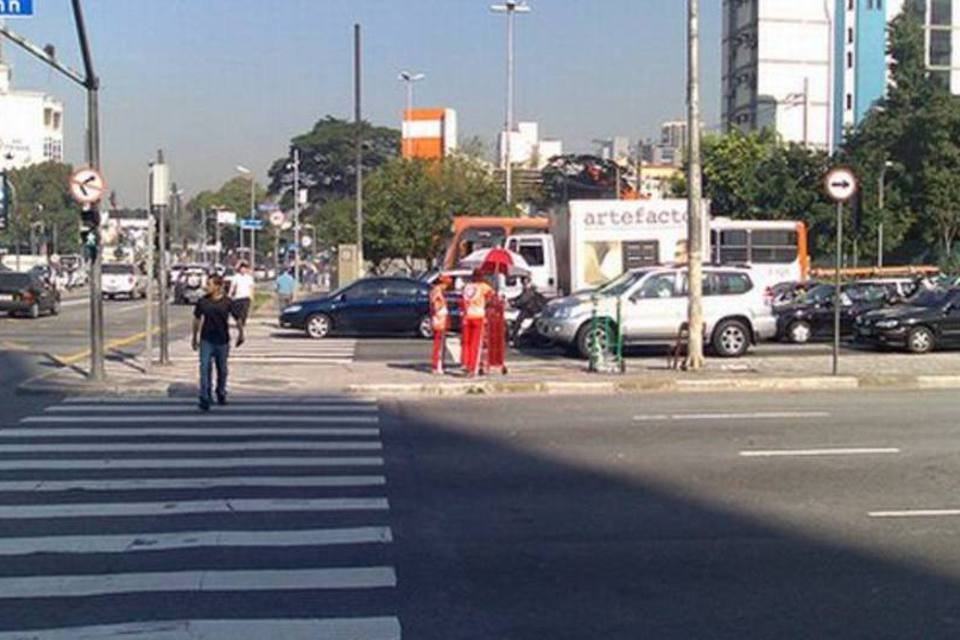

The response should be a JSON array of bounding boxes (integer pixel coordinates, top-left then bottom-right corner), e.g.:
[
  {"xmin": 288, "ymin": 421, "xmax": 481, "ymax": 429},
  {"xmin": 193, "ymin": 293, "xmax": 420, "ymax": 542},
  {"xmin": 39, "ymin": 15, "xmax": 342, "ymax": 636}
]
[
  {"xmin": 192, "ymin": 274, "xmax": 245, "ymax": 412},
  {"xmin": 430, "ymin": 275, "xmax": 453, "ymax": 374},
  {"xmin": 275, "ymin": 268, "xmax": 296, "ymax": 315},
  {"xmin": 229, "ymin": 261, "xmax": 254, "ymax": 326},
  {"xmin": 460, "ymin": 270, "xmax": 494, "ymax": 377}
]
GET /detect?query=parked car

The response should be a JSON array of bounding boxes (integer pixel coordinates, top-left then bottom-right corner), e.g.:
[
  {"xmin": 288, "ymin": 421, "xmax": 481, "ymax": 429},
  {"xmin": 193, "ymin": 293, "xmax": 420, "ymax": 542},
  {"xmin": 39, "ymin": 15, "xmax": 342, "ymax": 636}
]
[
  {"xmin": 0, "ymin": 271, "xmax": 61, "ymax": 318},
  {"xmin": 101, "ymin": 262, "xmax": 148, "ymax": 300},
  {"xmin": 174, "ymin": 266, "xmax": 208, "ymax": 305},
  {"xmin": 28, "ymin": 265, "xmax": 66, "ymax": 292},
  {"xmin": 280, "ymin": 276, "xmax": 432, "ymax": 339},
  {"xmin": 537, "ymin": 266, "xmax": 777, "ymax": 358},
  {"xmin": 775, "ymin": 282, "xmax": 894, "ymax": 343},
  {"xmin": 854, "ymin": 287, "xmax": 960, "ymax": 353}
]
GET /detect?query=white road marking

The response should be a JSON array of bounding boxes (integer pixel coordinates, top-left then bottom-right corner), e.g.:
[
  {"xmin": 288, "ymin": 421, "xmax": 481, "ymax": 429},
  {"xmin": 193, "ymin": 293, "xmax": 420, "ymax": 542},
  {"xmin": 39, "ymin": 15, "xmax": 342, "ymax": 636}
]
[
  {"xmin": 0, "ymin": 441, "xmax": 382, "ymax": 453},
  {"xmin": 0, "ymin": 475, "xmax": 386, "ymax": 492},
  {"xmin": 63, "ymin": 395, "xmax": 377, "ymax": 404},
  {"xmin": 0, "ymin": 566, "xmax": 397, "ymax": 599},
  {"xmin": 0, "ymin": 427, "xmax": 380, "ymax": 437},
  {"xmin": 739, "ymin": 447, "xmax": 900, "ymax": 457},
  {"xmin": 634, "ymin": 411, "xmax": 831, "ymax": 422},
  {"xmin": 0, "ymin": 617, "xmax": 402, "ymax": 640},
  {"xmin": 0, "ymin": 456, "xmax": 383, "ymax": 471},
  {"xmin": 0, "ymin": 526, "xmax": 393, "ymax": 556},
  {"xmin": 0, "ymin": 497, "xmax": 389, "ymax": 519},
  {"xmin": 171, "ymin": 357, "xmax": 355, "ymax": 364},
  {"xmin": 869, "ymin": 509, "xmax": 960, "ymax": 518},
  {"xmin": 22, "ymin": 415, "xmax": 378, "ymax": 424},
  {"xmin": 46, "ymin": 403, "xmax": 378, "ymax": 413},
  {"xmin": 59, "ymin": 298, "xmax": 89, "ymax": 308}
]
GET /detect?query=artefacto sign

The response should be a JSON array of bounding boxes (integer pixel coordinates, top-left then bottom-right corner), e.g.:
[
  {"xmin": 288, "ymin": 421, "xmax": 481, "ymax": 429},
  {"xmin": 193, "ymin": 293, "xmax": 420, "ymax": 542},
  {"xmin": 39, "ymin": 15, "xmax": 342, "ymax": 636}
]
[
  {"xmin": 570, "ymin": 199, "xmax": 709, "ymax": 236},
  {"xmin": 0, "ymin": 0, "xmax": 34, "ymax": 17}
]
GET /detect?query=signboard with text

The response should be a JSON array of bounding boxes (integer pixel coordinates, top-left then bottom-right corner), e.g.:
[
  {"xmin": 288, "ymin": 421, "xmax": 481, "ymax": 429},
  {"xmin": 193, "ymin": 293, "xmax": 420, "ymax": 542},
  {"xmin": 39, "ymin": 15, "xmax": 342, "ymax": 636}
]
[{"xmin": 0, "ymin": 0, "xmax": 34, "ymax": 17}]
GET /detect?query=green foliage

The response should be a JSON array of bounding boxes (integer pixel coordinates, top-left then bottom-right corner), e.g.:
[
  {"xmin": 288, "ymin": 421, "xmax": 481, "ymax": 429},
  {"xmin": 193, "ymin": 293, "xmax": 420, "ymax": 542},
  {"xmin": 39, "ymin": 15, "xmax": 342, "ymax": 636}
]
[
  {"xmin": 308, "ymin": 197, "xmax": 356, "ymax": 251},
  {"xmin": 1, "ymin": 162, "xmax": 79, "ymax": 254},
  {"xmin": 185, "ymin": 176, "xmax": 267, "ymax": 257}
]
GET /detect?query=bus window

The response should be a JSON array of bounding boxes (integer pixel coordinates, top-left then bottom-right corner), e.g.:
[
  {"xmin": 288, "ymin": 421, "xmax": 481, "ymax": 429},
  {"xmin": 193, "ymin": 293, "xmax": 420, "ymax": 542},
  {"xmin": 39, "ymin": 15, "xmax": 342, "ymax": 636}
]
[
  {"xmin": 751, "ymin": 229, "xmax": 798, "ymax": 263},
  {"xmin": 718, "ymin": 230, "xmax": 748, "ymax": 263}
]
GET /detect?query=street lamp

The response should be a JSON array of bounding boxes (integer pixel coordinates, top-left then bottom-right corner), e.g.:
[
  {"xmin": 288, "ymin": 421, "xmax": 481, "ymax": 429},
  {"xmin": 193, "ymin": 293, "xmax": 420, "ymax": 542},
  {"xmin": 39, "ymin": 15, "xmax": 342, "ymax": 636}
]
[
  {"xmin": 491, "ymin": 0, "xmax": 531, "ymax": 205},
  {"xmin": 236, "ymin": 165, "xmax": 257, "ymax": 272},
  {"xmin": 398, "ymin": 71, "xmax": 425, "ymax": 157},
  {"xmin": 877, "ymin": 160, "xmax": 895, "ymax": 268}
]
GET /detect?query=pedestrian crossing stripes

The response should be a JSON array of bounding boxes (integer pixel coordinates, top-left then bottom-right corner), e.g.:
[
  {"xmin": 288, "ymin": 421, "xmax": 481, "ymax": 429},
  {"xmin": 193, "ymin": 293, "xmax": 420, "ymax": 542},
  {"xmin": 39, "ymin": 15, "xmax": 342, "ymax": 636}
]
[{"xmin": 0, "ymin": 395, "xmax": 401, "ymax": 639}]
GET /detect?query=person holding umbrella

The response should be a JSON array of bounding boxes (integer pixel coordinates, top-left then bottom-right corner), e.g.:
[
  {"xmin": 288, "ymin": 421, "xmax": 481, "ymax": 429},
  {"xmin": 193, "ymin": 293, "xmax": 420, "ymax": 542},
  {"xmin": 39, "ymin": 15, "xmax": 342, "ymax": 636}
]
[{"xmin": 460, "ymin": 269, "xmax": 494, "ymax": 377}]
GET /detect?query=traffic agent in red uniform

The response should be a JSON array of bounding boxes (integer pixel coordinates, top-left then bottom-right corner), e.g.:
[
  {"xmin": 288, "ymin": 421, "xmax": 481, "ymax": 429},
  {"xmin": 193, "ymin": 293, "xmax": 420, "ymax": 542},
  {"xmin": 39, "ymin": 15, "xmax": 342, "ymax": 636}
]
[
  {"xmin": 429, "ymin": 275, "xmax": 452, "ymax": 374},
  {"xmin": 460, "ymin": 270, "xmax": 494, "ymax": 376}
]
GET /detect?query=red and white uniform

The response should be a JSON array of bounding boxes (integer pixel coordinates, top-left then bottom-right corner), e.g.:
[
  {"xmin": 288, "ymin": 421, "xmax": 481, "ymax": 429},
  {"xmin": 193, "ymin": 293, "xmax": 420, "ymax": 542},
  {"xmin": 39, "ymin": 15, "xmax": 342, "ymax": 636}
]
[{"xmin": 460, "ymin": 281, "xmax": 493, "ymax": 374}]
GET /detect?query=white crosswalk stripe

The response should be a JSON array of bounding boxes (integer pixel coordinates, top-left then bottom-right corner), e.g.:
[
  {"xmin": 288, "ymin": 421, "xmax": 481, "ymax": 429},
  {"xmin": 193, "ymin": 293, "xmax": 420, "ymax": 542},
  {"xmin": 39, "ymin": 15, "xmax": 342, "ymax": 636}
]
[{"xmin": 0, "ymin": 396, "xmax": 401, "ymax": 638}]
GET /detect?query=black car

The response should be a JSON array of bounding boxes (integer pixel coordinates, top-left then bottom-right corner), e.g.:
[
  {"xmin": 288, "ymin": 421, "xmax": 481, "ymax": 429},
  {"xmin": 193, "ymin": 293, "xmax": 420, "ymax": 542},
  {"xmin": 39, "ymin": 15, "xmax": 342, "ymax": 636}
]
[
  {"xmin": 0, "ymin": 272, "xmax": 61, "ymax": 318},
  {"xmin": 776, "ymin": 282, "xmax": 894, "ymax": 343},
  {"xmin": 855, "ymin": 287, "xmax": 960, "ymax": 353},
  {"xmin": 280, "ymin": 276, "xmax": 433, "ymax": 339}
]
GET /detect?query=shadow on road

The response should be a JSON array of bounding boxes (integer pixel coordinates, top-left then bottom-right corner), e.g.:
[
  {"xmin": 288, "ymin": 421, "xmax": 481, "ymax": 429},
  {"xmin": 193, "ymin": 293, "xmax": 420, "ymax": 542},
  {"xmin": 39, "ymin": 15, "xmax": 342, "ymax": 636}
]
[{"xmin": 381, "ymin": 400, "xmax": 960, "ymax": 639}]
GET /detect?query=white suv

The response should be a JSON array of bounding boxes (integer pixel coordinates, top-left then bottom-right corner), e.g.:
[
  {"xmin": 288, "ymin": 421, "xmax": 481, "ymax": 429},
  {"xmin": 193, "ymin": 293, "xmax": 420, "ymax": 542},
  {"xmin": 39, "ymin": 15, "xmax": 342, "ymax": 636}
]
[
  {"xmin": 537, "ymin": 266, "xmax": 776, "ymax": 358},
  {"xmin": 101, "ymin": 262, "xmax": 148, "ymax": 300}
]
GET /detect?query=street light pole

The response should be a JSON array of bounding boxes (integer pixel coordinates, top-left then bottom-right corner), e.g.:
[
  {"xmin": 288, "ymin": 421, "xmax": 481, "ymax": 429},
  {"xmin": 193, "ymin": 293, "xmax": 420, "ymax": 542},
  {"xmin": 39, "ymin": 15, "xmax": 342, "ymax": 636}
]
[
  {"xmin": 398, "ymin": 71, "xmax": 425, "ymax": 157},
  {"xmin": 292, "ymin": 147, "xmax": 301, "ymax": 288},
  {"xmin": 685, "ymin": 0, "xmax": 705, "ymax": 370},
  {"xmin": 354, "ymin": 23, "xmax": 364, "ymax": 277},
  {"xmin": 491, "ymin": 1, "xmax": 531, "ymax": 205},
  {"xmin": 877, "ymin": 160, "xmax": 893, "ymax": 268}
]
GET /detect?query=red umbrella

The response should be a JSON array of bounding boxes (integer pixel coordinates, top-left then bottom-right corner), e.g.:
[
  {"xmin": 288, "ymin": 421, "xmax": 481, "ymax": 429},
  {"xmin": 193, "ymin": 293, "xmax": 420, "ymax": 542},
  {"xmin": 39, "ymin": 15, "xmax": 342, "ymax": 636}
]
[{"xmin": 478, "ymin": 247, "xmax": 515, "ymax": 275}]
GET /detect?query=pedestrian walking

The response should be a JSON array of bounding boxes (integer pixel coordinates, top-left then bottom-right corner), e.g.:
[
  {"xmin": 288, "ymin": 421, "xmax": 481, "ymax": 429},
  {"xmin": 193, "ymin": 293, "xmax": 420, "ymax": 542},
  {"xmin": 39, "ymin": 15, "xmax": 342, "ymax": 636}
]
[
  {"xmin": 192, "ymin": 274, "xmax": 245, "ymax": 412},
  {"xmin": 430, "ymin": 275, "xmax": 452, "ymax": 374},
  {"xmin": 460, "ymin": 270, "xmax": 494, "ymax": 377},
  {"xmin": 275, "ymin": 268, "xmax": 296, "ymax": 315},
  {"xmin": 229, "ymin": 261, "xmax": 255, "ymax": 326}
]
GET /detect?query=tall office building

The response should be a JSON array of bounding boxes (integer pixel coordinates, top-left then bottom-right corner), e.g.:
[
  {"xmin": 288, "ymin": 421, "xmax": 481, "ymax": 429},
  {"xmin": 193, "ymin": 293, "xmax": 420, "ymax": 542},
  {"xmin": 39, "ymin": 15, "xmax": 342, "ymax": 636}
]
[
  {"xmin": 908, "ymin": 0, "xmax": 960, "ymax": 92},
  {"xmin": 660, "ymin": 120, "xmax": 688, "ymax": 150},
  {"xmin": 723, "ymin": 0, "xmax": 908, "ymax": 150}
]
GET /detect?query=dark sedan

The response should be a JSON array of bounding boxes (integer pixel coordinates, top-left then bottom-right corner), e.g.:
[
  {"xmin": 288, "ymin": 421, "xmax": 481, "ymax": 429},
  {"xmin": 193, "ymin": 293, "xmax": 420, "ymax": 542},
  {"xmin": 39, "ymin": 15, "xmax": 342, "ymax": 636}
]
[
  {"xmin": 0, "ymin": 272, "xmax": 61, "ymax": 318},
  {"xmin": 280, "ymin": 276, "xmax": 434, "ymax": 339},
  {"xmin": 855, "ymin": 288, "xmax": 960, "ymax": 353},
  {"xmin": 776, "ymin": 282, "xmax": 894, "ymax": 343}
]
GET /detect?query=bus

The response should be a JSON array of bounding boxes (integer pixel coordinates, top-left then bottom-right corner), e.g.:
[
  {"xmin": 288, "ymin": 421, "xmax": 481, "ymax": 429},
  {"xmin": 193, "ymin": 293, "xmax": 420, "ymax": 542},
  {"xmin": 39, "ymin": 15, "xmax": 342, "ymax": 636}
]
[{"xmin": 710, "ymin": 218, "xmax": 810, "ymax": 285}]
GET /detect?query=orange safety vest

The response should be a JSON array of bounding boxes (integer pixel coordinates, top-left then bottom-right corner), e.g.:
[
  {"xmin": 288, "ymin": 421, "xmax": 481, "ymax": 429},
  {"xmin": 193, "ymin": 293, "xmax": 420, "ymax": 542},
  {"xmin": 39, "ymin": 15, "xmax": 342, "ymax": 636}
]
[
  {"xmin": 430, "ymin": 286, "xmax": 449, "ymax": 331},
  {"xmin": 462, "ymin": 282, "xmax": 493, "ymax": 320}
]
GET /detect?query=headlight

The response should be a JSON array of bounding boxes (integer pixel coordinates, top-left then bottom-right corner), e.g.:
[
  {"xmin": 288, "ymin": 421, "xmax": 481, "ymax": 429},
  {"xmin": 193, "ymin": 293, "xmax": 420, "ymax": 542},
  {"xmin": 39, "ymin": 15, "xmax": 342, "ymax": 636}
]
[
  {"xmin": 875, "ymin": 319, "xmax": 900, "ymax": 329},
  {"xmin": 283, "ymin": 304, "xmax": 302, "ymax": 314}
]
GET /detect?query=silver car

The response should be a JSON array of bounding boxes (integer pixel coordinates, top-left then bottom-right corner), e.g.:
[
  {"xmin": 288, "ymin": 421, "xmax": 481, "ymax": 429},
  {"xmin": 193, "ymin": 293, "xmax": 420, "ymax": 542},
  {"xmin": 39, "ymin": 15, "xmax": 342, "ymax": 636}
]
[{"xmin": 537, "ymin": 266, "xmax": 777, "ymax": 358}]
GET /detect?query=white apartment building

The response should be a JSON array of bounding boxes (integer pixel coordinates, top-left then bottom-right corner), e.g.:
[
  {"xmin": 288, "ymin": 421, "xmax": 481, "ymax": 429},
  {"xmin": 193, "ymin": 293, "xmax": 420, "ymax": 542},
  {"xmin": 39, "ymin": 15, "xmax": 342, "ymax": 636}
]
[
  {"xmin": 498, "ymin": 121, "xmax": 563, "ymax": 170},
  {"xmin": 0, "ymin": 45, "xmax": 64, "ymax": 171}
]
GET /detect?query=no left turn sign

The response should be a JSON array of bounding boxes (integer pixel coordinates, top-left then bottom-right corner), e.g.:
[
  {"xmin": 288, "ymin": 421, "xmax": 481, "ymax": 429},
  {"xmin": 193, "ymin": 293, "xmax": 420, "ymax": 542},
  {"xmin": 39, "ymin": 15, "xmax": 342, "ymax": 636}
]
[
  {"xmin": 824, "ymin": 167, "xmax": 857, "ymax": 203},
  {"xmin": 69, "ymin": 167, "xmax": 107, "ymax": 206}
]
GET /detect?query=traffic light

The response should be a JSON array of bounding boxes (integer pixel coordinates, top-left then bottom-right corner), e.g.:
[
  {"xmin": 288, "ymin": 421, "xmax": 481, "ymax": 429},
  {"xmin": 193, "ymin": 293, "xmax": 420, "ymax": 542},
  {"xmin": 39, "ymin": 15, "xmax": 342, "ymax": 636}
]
[
  {"xmin": 80, "ymin": 207, "xmax": 101, "ymax": 260},
  {"xmin": 0, "ymin": 172, "xmax": 8, "ymax": 231}
]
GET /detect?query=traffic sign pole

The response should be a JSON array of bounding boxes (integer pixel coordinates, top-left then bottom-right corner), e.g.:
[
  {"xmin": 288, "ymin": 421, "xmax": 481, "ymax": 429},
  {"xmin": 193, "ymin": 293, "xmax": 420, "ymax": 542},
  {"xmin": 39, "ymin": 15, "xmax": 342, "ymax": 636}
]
[{"xmin": 824, "ymin": 167, "xmax": 857, "ymax": 377}]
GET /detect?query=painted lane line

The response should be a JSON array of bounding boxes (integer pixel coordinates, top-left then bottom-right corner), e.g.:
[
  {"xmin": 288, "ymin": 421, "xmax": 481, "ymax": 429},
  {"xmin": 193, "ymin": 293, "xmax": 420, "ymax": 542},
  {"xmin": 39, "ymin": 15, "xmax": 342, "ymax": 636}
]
[
  {"xmin": 0, "ymin": 475, "xmax": 386, "ymax": 492},
  {"xmin": 0, "ymin": 441, "xmax": 382, "ymax": 453},
  {"xmin": 0, "ymin": 617, "xmax": 402, "ymax": 640},
  {"xmin": 0, "ymin": 497, "xmax": 389, "ymax": 519},
  {"xmin": 63, "ymin": 395, "xmax": 377, "ymax": 404},
  {"xmin": 22, "ymin": 415, "xmax": 379, "ymax": 424},
  {"xmin": 46, "ymin": 404, "xmax": 378, "ymax": 413},
  {"xmin": 0, "ymin": 456, "xmax": 383, "ymax": 471},
  {"xmin": 171, "ymin": 357, "xmax": 355, "ymax": 365},
  {"xmin": 739, "ymin": 447, "xmax": 900, "ymax": 457},
  {"xmin": 634, "ymin": 411, "xmax": 831, "ymax": 422},
  {"xmin": 0, "ymin": 526, "xmax": 393, "ymax": 556},
  {"xmin": 0, "ymin": 427, "xmax": 380, "ymax": 437},
  {"xmin": 869, "ymin": 509, "xmax": 960, "ymax": 518},
  {"xmin": 0, "ymin": 566, "xmax": 397, "ymax": 599}
]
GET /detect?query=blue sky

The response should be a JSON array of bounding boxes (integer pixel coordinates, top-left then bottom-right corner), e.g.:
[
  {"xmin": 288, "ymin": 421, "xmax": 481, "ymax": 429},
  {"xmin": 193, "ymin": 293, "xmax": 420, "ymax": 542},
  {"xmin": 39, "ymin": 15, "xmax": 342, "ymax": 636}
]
[{"xmin": 1, "ymin": 0, "xmax": 722, "ymax": 204}]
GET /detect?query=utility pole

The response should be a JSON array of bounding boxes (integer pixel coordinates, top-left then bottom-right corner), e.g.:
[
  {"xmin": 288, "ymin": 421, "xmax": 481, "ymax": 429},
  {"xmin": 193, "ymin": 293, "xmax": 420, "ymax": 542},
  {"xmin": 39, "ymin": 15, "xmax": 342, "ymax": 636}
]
[
  {"xmin": 293, "ymin": 147, "xmax": 301, "ymax": 288},
  {"xmin": 491, "ymin": 1, "xmax": 531, "ymax": 205},
  {"xmin": 685, "ymin": 0, "xmax": 705, "ymax": 370},
  {"xmin": 150, "ymin": 150, "xmax": 170, "ymax": 366},
  {"xmin": 144, "ymin": 214, "xmax": 154, "ymax": 375},
  {"xmin": 354, "ymin": 23, "xmax": 364, "ymax": 276}
]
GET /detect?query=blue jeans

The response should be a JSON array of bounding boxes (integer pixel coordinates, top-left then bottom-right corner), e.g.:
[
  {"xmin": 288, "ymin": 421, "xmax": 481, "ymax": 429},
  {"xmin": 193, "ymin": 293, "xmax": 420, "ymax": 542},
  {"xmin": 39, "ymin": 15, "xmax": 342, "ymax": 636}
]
[{"xmin": 199, "ymin": 340, "xmax": 229, "ymax": 404}]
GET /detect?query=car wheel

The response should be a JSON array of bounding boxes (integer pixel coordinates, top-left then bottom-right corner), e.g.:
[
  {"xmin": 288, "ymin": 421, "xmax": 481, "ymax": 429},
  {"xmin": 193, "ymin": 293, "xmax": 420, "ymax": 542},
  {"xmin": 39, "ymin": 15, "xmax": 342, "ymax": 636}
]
[
  {"xmin": 712, "ymin": 319, "xmax": 750, "ymax": 358},
  {"xmin": 575, "ymin": 321, "xmax": 612, "ymax": 359},
  {"xmin": 27, "ymin": 303, "xmax": 40, "ymax": 320},
  {"xmin": 906, "ymin": 326, "xmax": 935, "ymax": 354},
  {"xmin": 786, "ymin": 320, "xmax": 812, "ymax": 344},
  {"xmin": 305, "ymin": 313, "xmax": 332, "ymax": 339},
  {"xmin": 418, "ymin": 315, "xmax": 434, "ymax": 339}
]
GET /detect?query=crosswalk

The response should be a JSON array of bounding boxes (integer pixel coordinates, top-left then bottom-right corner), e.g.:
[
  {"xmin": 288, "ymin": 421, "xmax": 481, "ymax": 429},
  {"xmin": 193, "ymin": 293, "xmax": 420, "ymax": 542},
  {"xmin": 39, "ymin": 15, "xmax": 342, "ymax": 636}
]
[
  {"xmin": 171, "ymin": 321, "xmax": 358, "ymax": 366},
  {"xmin": 0, "ymin": 395, "xmax": 401, "ymax": 639}
]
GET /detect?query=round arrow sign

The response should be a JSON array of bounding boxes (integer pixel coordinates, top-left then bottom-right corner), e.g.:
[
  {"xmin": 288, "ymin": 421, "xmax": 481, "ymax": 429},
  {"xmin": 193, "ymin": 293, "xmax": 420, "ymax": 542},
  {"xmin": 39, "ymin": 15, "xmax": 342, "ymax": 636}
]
[
  {"xmin": 824, "ymin": 167, "xmax": 857, "ymax": 203},
  {"xmin": 69, "ymin": 167, "xmax": 107, "ymax": 206},
  {"xmin": 269, "ymin": 210, "xmax": 285, "ymax": 227}
]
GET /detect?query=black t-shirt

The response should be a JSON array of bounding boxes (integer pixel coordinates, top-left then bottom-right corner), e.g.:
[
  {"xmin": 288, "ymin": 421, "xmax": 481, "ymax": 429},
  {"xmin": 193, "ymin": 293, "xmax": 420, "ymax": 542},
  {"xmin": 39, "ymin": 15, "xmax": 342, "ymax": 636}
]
[{"xmin": 194, "ymin": 295, "xmax": 237, "ymax": 345}]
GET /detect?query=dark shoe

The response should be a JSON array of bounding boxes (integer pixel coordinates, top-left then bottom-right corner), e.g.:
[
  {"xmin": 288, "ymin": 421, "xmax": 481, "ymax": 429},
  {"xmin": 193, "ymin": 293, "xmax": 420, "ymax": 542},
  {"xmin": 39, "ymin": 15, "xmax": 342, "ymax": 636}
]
[
  {"xmin": 216, "ymin": 394, "xmax": 227, "ymax": 406},
  {"xmin": 198, "ymin": 399, "xmax": 211, "ymax": 412}
]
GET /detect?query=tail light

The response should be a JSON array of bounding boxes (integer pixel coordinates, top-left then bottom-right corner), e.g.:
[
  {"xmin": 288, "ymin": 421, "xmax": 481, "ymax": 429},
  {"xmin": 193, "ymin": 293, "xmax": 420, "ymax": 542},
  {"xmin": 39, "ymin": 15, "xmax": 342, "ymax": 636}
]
[
  {"xmin": 763, "ymin": 286, "xmax": 774, "ymax": 307},
  {"xmin": 21, "ymin": 291, "xmax": 35, "ymax": 304}
]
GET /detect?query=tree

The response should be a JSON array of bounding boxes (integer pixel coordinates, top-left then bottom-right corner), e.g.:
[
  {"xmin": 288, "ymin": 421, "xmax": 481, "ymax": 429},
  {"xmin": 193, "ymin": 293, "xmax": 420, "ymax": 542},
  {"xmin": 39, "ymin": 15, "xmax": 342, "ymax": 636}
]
[
  {"xmin": 185, "ymin": 176, "xmax": 267, "ymax": 258},
  {"xmin": 457, "ymin": 135, "xmax": 490, "ymax": 162},
  {"xmin": 267, "ymin": 116, "xmax": 400, "ymax": 209},
  {"xmin": 2, "ymin": 162, "xmax": 78, "ymax": 255}
]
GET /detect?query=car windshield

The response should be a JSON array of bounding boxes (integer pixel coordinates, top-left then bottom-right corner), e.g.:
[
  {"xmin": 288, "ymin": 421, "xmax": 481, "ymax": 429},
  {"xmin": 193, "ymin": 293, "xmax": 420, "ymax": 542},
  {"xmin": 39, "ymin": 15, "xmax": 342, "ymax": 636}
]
[
  {"xmin": 597, "ymin": 270, "xmax": 649, "ymax": 297},
  {"xmin": 0, "ymin": 273, "xmax": 33, "ymax": 288},
  {"xmin": 909, "ymin": 289, "xmax": 951, "ymax": 308}
]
